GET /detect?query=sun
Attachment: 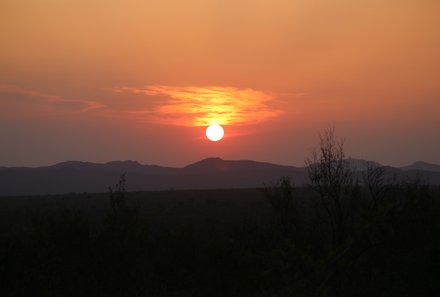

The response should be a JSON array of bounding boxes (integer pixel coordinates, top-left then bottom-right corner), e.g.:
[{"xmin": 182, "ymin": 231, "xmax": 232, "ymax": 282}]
[{"xmin": 206, "ymin": 124, "xmax": 224, "ymax": 141}]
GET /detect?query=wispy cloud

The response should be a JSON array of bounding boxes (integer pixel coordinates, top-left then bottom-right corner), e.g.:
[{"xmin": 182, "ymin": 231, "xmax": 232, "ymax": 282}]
[
  {"xmin": 0, "ymin": 84, "xmax": 105, "ymax": 113},
  {"xmin": 1, "ymin": 84, "xmax": 283, "ymax": 127},
  {"xmin": 113, "ymin": 86, "xmax": 283, "ymax": 126}
]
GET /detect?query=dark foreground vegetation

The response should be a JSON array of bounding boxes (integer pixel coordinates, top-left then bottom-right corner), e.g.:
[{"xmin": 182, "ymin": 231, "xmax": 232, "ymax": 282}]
[
  {"xmin": 1, "ymin": 130, "xmax": 439, "ymax": 296},
  {"xmin": 1, "ymin": 181, "xmax": 439, "ymax": 296}
]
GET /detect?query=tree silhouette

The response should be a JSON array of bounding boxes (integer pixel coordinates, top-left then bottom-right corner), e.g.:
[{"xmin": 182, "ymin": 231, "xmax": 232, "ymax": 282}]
[
  {"xmin": 263, "ymin": 176, "xmax": 297, "ymax": 236},
  {"xmin": 305, "ymin": 128, "xmax": 358, "ymax": 246}
]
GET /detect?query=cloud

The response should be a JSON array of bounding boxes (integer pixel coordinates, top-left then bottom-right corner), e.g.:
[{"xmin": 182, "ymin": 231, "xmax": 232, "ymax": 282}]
[
  {"xmin": 113, "ymin": 86, "xmax": 283, "ymax": 126},
  {"xmin": 0, "ymin": 84, "xmax": 283, "ymax": 127},
  {"xmin": 0, "ymin": 84, "xmax": 105, "ymax": 114}
]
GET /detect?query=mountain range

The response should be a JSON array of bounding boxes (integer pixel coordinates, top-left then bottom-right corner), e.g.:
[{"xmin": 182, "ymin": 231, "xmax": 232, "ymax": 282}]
[{"xmin": 0, "ymin": 158, "xmax": 439, "ymax": 196}]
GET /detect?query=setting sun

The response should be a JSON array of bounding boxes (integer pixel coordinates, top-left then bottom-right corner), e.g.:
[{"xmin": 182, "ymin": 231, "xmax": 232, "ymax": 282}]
[
  {"xmin": 206, "ymin": 124, "xmax": 224, "ymax": 142},
  {"xmin": 1, "ymin": 1, "xmax": 439, "ymax": 295}
]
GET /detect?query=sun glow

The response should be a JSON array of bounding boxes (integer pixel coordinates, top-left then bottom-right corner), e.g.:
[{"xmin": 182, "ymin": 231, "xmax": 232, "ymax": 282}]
[
  {"xmin": 114, "ymin": 86, "xmax": 282, "ymax": 127},
  {"xmin": 206, "ymin": 124, "xmax": 224, "ymax": 142}
]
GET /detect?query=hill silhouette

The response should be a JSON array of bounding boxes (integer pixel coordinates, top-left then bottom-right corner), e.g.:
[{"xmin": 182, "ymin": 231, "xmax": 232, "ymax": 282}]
[
  {"xmin": 400, "ymin": 161, "xmax": 440, "ymax": 172},
  {"xmin": 0, "ymin": 157, "xmax": 439, "ymax": 196}
]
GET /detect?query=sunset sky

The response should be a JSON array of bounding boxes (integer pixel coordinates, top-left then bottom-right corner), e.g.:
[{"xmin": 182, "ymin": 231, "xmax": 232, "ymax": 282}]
[{"xmin": 1, "ymin": 0, "xmax": 439, "ymax": 167}]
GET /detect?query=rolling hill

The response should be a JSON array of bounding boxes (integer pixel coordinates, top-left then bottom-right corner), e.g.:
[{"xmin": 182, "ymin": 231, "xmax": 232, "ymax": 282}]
[{"xmin": 0, "ymin": 157, "xmax": 439, "ymax": 196}]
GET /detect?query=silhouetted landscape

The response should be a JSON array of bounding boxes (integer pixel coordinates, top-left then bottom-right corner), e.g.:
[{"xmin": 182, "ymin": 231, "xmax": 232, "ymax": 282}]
[
  {"xmin": 1, "ymin": 144, "xmax": 440, "ymax": 296},
  {"xmin": 1, "ymin": 157, "xmax": 440, "ymax": 196}
]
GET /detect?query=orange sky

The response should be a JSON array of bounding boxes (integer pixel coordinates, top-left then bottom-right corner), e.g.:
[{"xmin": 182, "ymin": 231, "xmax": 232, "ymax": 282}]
[{"xmin": 1, "ymin": 0, "xmax": 439, "ymax": 167}]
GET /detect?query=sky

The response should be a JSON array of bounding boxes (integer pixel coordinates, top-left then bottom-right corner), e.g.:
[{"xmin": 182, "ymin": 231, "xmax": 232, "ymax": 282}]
[{"xmin": 1, "ymin": 0, "xmax": 439, "ymax": 167}]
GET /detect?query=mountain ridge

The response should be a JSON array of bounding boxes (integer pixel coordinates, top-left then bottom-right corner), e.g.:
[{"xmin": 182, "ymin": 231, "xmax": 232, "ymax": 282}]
[
  {"xmin": 400, "ymin": 161, "xmax": 440, "ymax": 172},
  {"xmin": 2, "ymin": 157, "xmax": 439, "ymax": 171},
  {"xmin": 0, "ymin": 157, "xmax": 439, "ymax": 196}
]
